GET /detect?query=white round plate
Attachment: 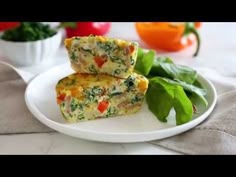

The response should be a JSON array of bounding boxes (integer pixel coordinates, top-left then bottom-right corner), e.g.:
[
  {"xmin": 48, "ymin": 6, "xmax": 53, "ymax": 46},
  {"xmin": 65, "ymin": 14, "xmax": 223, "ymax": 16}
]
[{"xmin": 25, "ymin": 62, "xmax": 217, "ymax": 143}]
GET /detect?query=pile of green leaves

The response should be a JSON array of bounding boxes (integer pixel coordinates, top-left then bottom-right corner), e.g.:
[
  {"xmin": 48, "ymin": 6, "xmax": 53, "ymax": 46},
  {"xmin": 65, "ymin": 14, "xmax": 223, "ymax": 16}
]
[
  {"xmin": 1, "ymin": 22, "xmax": 57, "ymax": 42},
  {"xmin": 135, "ymin": 48, "xmax": 208, "ymax": 125}
]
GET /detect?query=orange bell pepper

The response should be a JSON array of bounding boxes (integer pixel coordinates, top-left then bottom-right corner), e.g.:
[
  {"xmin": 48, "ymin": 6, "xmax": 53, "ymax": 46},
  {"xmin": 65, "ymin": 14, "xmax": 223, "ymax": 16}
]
[{"xmin": 135, "ymin": 22, "xmax": 201, "ymax": 57}]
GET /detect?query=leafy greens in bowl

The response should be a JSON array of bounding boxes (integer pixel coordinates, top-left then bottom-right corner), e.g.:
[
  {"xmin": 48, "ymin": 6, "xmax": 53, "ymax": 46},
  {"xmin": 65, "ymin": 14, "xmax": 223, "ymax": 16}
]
[
  {"xmin": 1, "ymin": 22, "xmax": 57, "ymax": 42},
  {"xmin": 0, "ymin": 22, "xmax": 62, "ymax": 66},
  {"xmin": 135, "ymin": 48, "xmax": 208, "ymax": 125}
]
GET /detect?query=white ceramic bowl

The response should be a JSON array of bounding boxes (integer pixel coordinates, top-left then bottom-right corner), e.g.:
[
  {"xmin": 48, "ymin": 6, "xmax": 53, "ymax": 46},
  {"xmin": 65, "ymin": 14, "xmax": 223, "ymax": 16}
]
[{"xmin": 0, "ymin": 30, "xmax": 62, "ymax": 66}]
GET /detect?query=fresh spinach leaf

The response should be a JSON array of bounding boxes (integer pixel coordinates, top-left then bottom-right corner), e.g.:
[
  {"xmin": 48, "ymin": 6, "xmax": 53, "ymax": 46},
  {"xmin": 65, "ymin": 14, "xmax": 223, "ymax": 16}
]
[
  {"xmin": 155, "ymin": 56, "xmax": 173, "ymax": 64},
  {"xmin": 160, "ymin": 63, "xmax": 197, "ymax": 84},
  {"xmin": 161, "ymin": 78, "xmax": 208, "ymax": 106},
  {"xmin": 146, "ymin": 77, "xmax": 193, "ymax": 125},
  {"xmin": 137, "ymin": 47, "xmax": 144, "ymax": 59},
  {"xmin": 149, "ymin": 57, "xmax": 172, "ymax": 77},
  {"xmin": 149, "ymin": 57, "xmax": 197, "ymax": 84},
  {"xmin": 134, "ymin": 48, "xmax": 155, "ymax": 76}
]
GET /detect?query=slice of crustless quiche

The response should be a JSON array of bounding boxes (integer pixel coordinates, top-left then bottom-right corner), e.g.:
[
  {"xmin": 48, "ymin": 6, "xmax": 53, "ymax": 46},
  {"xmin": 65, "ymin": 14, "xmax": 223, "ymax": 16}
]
[
  {"xmin": 56, "ymin": 73, "xmax": 148, "ymax": 123},
  {"xmin": 64, "ymin": 35, "xmax": 139, "ymax": 79}
]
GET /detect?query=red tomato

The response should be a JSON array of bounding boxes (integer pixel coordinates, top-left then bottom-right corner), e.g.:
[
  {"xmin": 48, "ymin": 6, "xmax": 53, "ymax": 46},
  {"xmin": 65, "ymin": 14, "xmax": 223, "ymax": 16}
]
[
  {"xmin": 94, "ymin": 56, "xmax": 107, "ymax": 68},
  {"xmin": 65, "ymin": 22, "xmax": 111, "ymax": 37},
  {"xmin": 97, "ymin": 100, "xmax": 109, "ymax": 113},
  {"xmin": 0, "ymin": 22, "xmax": 20, "ymax": 31},
  {"xmin": 57, "ymin": 93, "xmax": 66, "ymax": 104}
]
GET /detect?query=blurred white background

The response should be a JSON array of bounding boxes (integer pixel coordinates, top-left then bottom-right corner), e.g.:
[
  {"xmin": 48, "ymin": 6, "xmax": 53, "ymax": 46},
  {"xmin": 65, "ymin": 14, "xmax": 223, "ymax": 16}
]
[{"xmin": 1, "ymin": 22, "xmax": 236, "ymax": 76}]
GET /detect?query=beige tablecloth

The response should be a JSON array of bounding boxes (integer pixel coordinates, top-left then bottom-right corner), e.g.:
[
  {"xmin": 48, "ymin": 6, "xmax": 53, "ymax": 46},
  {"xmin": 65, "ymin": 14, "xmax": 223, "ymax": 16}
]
[{"xmin": 0, "ymin": 63, "xmax": 53, "ymax": 134}]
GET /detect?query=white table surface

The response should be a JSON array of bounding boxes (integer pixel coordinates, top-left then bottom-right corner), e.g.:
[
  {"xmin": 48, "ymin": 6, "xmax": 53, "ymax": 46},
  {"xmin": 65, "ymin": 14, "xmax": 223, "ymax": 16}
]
[{"xmin": 0, "ymin": 22, "xmax": 235, "ymax": 154}]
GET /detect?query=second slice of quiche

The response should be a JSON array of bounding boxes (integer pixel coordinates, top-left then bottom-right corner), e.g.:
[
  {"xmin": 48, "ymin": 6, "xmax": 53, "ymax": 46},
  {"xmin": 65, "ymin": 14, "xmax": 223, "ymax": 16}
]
[
  {"xmin": 64, "ymin": 35, "xmax": 139, "ymax": 79},
  {"xmin": 56, "ymin": 73, "xmax": 148, "ymax": 122}
]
